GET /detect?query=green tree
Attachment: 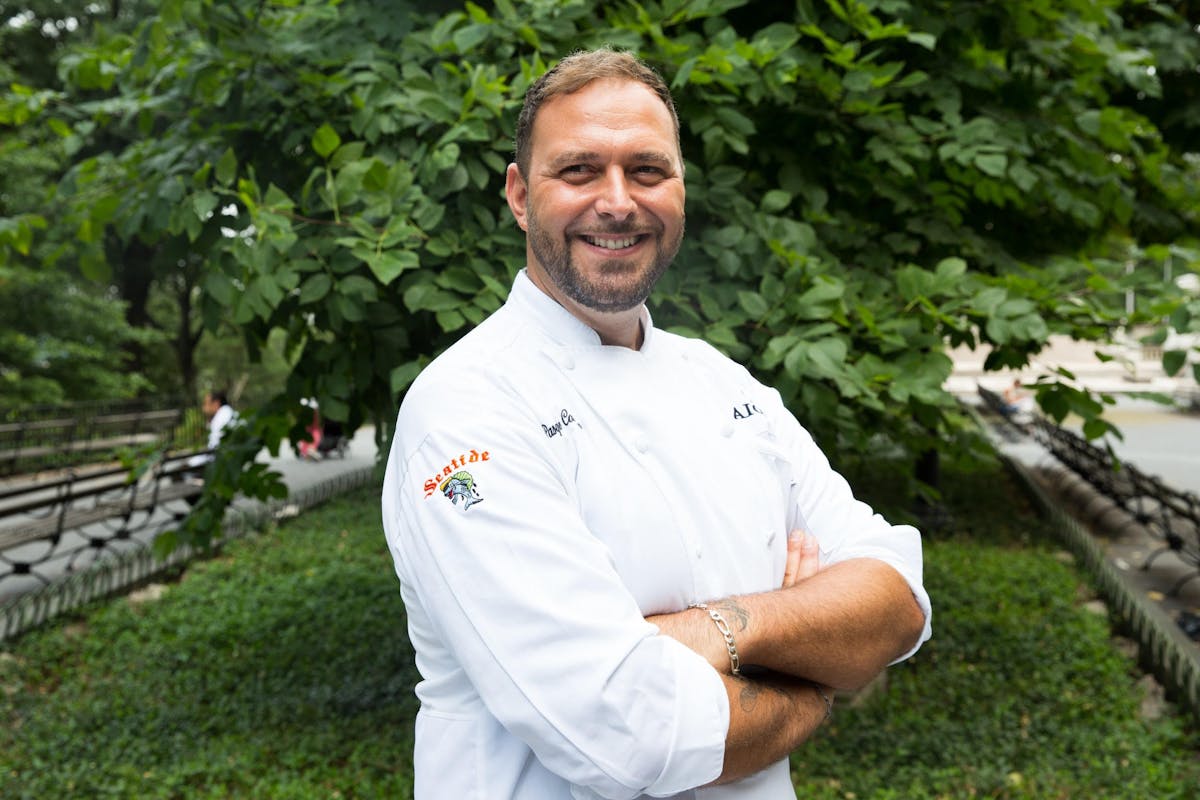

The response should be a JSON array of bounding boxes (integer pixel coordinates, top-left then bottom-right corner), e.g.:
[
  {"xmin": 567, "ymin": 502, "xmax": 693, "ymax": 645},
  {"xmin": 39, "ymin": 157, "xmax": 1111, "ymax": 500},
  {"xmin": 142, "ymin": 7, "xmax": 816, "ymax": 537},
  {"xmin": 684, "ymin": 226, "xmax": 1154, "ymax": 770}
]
[{"xmin": 4, "ymin": 0, "xmax": 1198, "ymax": 548}]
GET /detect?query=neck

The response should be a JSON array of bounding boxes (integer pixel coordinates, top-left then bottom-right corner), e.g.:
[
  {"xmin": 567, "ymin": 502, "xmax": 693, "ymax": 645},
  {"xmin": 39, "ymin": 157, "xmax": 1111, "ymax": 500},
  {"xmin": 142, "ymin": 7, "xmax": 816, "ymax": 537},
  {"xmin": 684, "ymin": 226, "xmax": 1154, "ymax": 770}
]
[
  {"xmin": 525, "ymin": 268, "xmax": 646, "ymax": 350},
  {"xmin": 593, "ymin": 315, "xmax": 644, "ymax": 349}
]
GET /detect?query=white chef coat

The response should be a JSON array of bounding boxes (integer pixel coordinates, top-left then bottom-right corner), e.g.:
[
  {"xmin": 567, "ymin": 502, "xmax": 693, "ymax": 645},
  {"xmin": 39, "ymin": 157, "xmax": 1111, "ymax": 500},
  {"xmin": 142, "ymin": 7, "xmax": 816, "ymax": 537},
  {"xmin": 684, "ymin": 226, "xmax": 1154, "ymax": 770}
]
[
  {"xmin": 188, "ymin": 403, "xmax": 237, "ymax": 468},
  {"xmin": 382, "ymin": 270, "xmax": 932, "ymax": 800}
]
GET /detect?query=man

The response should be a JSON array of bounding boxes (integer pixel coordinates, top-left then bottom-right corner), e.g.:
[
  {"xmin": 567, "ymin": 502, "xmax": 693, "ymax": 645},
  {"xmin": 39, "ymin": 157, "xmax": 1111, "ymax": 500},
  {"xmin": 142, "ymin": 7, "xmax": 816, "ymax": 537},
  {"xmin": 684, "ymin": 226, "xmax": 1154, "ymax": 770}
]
[
  {"xmin": 381, "ymin": 49, "xmax": 931, "ymax": 799},
  {"xmin": 203, "ymin": 390, "xmax": 236, "ymax": 451},
  {"xmin": 188, "ymin": 390, "xmax": 237, "ymax": 469}
]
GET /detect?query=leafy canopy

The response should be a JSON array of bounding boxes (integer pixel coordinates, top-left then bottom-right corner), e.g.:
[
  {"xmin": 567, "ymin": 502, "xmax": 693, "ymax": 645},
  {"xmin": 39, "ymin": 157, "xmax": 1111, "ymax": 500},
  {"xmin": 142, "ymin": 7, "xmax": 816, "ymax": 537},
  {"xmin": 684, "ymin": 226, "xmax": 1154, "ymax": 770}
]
[{"xmin": 2, "ymin": 0, "xmax": 1198, "ymax": 547}]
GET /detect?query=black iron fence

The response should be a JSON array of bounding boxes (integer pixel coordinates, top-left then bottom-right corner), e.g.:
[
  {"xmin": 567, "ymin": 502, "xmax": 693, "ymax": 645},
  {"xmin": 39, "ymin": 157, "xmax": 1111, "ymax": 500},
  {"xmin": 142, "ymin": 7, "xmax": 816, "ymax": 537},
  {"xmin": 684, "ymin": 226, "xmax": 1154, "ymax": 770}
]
[
  {"xmin": 1029, "ymin": 416, "xmax": 1200, "ymax": 596},
  {"xmin": 0, "ymin": 398, "xmax": 204, "ymax": 477}
]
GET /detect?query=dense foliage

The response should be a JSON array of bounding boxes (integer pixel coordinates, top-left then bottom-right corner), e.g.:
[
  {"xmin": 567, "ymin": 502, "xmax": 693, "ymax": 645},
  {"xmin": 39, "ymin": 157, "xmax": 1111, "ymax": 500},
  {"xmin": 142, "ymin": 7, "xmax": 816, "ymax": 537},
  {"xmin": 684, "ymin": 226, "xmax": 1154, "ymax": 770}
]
[
  {"xmin": 2, "ymin": 0, "xmax": 1198, "ymax": 543},
  {"xmin": 2, "ymin": 464, "xmax": 1198, "ymax": 798}
]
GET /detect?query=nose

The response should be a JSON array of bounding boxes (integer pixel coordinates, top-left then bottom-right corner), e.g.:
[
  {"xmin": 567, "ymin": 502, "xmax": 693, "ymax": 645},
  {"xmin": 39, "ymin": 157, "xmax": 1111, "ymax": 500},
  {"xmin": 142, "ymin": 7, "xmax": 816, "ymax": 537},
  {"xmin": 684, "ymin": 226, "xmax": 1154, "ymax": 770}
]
[{"xmin": 594, "ymin": 166, "xmax": 636, "ymax": 220}]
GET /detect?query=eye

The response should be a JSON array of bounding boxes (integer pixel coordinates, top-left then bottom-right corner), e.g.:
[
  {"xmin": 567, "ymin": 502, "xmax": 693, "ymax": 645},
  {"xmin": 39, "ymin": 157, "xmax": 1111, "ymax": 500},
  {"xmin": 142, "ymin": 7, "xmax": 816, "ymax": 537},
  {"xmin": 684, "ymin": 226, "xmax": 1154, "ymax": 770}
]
[
  {"xmin": 558, "ymin": 164, "xmax": 595, "ymax": 182},
  {"xmin": 632, "ymin": 165, "xmax": 667, "ymax": 184}
]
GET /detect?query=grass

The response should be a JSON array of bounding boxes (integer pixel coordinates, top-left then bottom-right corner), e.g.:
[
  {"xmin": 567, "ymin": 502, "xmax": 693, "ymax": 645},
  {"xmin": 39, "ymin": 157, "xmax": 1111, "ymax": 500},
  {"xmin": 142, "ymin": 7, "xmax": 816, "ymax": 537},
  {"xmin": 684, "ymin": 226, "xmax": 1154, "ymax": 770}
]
[{"xmin": 1, "ymin": 459, "xmax": 1198, "ymax": 798}]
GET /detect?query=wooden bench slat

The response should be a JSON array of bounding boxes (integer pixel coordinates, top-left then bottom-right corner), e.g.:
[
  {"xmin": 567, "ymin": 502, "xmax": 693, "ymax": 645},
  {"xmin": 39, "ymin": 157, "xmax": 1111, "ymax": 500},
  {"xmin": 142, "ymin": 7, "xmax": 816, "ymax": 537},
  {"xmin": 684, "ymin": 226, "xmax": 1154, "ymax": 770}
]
[{"xmin": 0, "ymin": 481, "xmax": 202, "ymax": 552}]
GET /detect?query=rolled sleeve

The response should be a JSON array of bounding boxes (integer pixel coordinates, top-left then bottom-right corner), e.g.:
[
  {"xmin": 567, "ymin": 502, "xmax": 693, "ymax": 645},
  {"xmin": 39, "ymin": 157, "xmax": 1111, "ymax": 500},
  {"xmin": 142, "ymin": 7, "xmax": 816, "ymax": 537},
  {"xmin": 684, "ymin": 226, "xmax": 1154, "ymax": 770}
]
[{"xmin": 770, "ymin": 394, "xmax": 933, "ymax": 660}]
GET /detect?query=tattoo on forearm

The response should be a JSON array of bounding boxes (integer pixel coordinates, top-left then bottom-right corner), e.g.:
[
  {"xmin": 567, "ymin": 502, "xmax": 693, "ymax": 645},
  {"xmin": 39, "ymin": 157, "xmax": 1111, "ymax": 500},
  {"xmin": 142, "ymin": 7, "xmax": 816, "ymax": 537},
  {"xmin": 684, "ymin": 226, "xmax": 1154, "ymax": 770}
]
[
  {"xmin": 738, "ymin": 680, "xmax": 760, "ymax": 712},
  {"xmin": 735, "ymin": 673, "xmax": 793, "ymax": 713},
  {"xmin": 715, "ymin": 598, "xmax": 750, "ymax": 632}
]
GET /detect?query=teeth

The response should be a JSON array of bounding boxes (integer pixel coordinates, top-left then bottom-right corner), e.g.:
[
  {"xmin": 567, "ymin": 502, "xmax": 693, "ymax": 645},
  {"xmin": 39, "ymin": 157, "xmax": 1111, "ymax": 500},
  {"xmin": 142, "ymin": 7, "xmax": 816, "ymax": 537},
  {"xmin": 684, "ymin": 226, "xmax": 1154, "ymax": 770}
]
[{"xmin": 586, "ymin": 236, "xmax": 638, "ymax": 250}]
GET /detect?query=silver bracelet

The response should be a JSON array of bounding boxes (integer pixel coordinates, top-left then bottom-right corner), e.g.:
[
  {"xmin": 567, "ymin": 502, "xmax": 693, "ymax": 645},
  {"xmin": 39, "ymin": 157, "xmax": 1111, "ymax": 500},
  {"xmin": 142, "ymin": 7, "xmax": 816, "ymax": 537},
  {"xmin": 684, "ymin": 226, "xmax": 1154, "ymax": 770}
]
[{"xmin": 688, "ymin": 602, "xmax": 740, "ymax": 675}]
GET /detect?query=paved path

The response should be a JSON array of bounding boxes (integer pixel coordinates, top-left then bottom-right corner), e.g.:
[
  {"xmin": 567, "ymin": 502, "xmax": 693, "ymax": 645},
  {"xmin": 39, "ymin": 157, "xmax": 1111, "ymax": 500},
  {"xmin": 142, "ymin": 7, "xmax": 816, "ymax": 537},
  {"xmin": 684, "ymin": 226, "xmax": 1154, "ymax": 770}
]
[{"xmin": 266, "ymin": 424, "xmax": 381, "ymax": 496}]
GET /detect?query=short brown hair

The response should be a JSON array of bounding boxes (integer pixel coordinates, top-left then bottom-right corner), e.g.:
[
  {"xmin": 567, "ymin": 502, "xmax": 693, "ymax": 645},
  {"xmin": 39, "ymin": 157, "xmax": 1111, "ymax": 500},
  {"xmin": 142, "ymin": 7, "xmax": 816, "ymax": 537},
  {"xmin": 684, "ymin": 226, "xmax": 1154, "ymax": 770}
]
[{"xmin": 513, "ymin": 48, "xmax": 680, "ymax": 178}]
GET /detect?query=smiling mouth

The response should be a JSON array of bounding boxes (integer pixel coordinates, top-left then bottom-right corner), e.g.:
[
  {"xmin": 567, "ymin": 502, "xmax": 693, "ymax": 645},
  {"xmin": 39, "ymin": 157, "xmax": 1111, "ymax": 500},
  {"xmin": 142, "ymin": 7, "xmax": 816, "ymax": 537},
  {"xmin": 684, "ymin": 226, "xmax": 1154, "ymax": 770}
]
[{"xmin": 581, "ymin": 234, "xmax": 645, "ymax": 250}]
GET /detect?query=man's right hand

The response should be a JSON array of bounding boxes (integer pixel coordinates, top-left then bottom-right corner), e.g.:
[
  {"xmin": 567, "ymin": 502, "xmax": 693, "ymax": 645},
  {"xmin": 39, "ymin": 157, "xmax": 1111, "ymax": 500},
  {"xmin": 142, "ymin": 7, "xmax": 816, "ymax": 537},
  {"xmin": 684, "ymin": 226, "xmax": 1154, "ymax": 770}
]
[
  {"xmin": 646, "ymin": 529, "xmax": 817, "ymax": 673},
  {"xmin": 781, "ymin": 528, "xmax": 820, "ymax": 588}
]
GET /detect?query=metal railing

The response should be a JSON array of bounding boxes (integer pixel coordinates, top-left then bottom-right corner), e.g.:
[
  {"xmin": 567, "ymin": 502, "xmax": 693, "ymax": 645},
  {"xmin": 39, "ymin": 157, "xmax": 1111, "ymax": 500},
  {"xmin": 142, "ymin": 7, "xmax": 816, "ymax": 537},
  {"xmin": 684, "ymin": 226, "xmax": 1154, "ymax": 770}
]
[
  {"xmin": 1029, "ymin": 416, "xmax": 1200, "ymax": 595},
  {"xmin": 0, "ymin": 398, "xmax": 203, "ymax": 476}
]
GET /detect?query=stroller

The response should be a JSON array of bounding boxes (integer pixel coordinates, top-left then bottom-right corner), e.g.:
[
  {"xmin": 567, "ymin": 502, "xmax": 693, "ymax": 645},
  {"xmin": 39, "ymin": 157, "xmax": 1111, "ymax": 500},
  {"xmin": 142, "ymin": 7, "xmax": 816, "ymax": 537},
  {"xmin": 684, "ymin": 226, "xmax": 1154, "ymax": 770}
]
[
  {"xmin": 298, "ymin": 403, "xmax": 349, "ymax": 461},
  {"xmin": 316, "ymin": 419, "xmax": 348, "ymax": 459}
]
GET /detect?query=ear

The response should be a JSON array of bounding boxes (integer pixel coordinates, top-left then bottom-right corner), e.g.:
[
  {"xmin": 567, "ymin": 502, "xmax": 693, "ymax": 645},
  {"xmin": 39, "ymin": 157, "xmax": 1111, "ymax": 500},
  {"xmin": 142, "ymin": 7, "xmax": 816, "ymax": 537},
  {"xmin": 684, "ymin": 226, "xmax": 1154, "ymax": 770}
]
[{"xmin": 505, "ymin": 163, "xmax": 529, "ymax": 231}]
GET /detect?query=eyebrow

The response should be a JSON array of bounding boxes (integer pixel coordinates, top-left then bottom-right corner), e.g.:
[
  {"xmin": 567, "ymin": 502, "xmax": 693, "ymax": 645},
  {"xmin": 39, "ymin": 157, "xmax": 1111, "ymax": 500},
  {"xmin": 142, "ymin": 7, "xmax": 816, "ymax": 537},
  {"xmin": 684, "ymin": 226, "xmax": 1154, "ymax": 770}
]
[{"xmin": 546, "ymin": 150, "xmax": 677, "ymax": 171}]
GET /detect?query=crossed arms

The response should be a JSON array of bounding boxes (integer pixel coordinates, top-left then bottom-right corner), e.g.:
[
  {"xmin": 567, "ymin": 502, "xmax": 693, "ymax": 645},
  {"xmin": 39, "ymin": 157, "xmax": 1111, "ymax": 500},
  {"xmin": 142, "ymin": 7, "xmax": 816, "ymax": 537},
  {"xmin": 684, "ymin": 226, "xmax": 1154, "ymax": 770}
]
[{"xmin": 649, "ymin": 530, "xmax": 928, "ymax": 783}]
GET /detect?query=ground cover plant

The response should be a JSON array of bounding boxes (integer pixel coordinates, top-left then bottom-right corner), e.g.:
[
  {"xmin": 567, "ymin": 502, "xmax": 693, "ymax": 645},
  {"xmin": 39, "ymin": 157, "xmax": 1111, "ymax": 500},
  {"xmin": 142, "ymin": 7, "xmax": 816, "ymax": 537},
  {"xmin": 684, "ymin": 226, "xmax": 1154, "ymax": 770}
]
[{"xmin": 1, "ymin": 461, "xmax": 1198, "ymax": 799}]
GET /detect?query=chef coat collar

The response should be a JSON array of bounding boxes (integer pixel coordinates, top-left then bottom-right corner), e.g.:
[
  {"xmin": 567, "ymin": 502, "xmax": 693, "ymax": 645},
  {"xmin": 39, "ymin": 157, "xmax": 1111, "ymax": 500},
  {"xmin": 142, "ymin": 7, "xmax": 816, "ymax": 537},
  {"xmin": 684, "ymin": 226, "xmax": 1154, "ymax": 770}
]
[{"xmin": 509, "ymin": 269, "xmax": 657, "ymax": 352}]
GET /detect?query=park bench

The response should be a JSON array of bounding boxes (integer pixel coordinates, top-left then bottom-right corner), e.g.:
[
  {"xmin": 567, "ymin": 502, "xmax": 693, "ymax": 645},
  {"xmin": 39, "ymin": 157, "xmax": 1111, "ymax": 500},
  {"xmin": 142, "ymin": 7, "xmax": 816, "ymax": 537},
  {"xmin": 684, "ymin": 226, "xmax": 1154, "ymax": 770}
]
[
  {"xmin": 0, "ymin": 407, "xmax": 188, "ymax": 477},
  {"xmin": 976, "ymin": 384, "xmax": 1030, "ymax": 440},
  {"xmin": 0, "ymin": 451, "xmax": 207, "ymax": 591},
  {"xmin": 1030, "ymin": 415, "xmax": 1200, "ymax": 595}
]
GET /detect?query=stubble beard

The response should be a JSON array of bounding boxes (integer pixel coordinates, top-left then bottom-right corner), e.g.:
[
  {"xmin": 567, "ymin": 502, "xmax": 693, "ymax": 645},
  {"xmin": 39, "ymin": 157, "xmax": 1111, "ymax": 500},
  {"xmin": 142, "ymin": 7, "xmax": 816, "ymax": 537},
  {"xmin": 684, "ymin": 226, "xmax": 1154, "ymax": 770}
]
[{"xmin": 527, "ymin": 211, "xmax": 684, "ymax": 313}]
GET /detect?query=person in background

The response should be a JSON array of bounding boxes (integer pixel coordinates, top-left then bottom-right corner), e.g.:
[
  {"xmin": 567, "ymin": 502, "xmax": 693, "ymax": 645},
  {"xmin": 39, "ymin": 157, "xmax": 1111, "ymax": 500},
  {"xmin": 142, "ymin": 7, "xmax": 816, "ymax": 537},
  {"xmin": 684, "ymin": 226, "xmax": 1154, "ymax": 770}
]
[
  {"xmin": 188, "ymin": 389, "xmax": 237, "ymax": 470},
  {"xmin": 298, "ymin": 398, "xmax": 323, "ymax": 461},
  {"xmin": 203, "ymin": 390, "xmax": 236, "ymax": 452}
]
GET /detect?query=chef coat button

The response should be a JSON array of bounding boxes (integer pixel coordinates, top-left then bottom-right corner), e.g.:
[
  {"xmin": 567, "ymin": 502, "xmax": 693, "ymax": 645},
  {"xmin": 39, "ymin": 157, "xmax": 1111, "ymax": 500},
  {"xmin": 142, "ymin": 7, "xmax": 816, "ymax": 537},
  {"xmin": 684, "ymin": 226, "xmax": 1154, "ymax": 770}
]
[
  {"xmin": 561, "ymin": 353, "xmax": 575, "ymax": 370},
  {"xmin": 695, "ymin": 546, "xmax": 703, "ymax": 560},
  {"xmin": 766, "ymin": 531, "xmax": 776, "ymax": 547},
  {"xmin": 721, "ymin": 423, "xmax": 734, "ymax": 437},
  {"xmin": 635, "ymin": 435, "xmax": 650, "ymax": 453}
]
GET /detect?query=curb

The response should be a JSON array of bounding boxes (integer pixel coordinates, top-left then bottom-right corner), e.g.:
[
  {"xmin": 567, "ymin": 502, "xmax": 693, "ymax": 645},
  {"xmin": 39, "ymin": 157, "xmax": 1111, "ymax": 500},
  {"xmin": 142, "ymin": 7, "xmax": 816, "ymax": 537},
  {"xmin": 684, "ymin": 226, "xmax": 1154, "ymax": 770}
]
[
  {"xmin": 0, "ymin": 465, "xmax": 378, "ymax": 643},
  {"xmin": 1001, "ymin": 453, "xmax": 1200, "ymax": 724}
]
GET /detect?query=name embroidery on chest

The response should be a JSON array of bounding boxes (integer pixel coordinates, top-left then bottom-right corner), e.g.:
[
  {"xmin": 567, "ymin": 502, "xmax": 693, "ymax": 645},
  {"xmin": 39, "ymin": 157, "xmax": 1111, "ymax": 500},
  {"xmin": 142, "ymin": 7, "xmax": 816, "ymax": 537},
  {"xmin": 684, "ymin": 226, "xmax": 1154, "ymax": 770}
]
[
  {"xmin": 542, "ymin": 408, "xmax": 578, "ymax": 438},
  {"xmin": 732, "ymin": 402, "xmax": 763, "ymax": 420}
]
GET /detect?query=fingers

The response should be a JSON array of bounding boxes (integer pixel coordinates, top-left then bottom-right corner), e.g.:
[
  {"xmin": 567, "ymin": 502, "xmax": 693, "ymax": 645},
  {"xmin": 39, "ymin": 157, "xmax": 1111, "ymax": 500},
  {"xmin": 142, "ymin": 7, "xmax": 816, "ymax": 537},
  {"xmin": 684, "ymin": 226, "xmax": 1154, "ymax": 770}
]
[{"xmin": 782, "ymin": 529, "xmax": 821, "ymax": 588}]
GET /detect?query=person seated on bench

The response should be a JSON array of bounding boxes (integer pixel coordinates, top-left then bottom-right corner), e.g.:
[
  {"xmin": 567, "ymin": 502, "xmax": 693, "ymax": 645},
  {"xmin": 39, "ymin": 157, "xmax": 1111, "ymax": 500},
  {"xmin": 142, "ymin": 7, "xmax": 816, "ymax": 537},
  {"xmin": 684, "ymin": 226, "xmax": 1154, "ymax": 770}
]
[
  {"xmin": 187, "ymin": 390, "xmax": 238, "ymax": 471},
  {"xmin": 1002, "ymin": 379, "xmax": 1034, "ymax": 421}
]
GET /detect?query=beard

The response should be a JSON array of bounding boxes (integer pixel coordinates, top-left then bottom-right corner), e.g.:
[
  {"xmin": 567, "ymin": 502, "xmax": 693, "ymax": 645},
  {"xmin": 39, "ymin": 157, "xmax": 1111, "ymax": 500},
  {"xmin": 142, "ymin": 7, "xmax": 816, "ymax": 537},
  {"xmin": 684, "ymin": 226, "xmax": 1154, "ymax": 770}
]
[{"xmin": 527, "ymin": 211, "xmax": 683, "ymax": 313}]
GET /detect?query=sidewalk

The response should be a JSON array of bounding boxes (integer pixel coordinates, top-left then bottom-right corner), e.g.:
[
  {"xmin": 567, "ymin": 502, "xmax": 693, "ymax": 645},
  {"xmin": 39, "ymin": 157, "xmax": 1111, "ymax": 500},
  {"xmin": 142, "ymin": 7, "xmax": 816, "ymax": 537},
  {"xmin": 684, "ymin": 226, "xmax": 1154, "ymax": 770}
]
[{"xmin": 265, "ymin": 424, "xmax": 381, "ymax": 497}]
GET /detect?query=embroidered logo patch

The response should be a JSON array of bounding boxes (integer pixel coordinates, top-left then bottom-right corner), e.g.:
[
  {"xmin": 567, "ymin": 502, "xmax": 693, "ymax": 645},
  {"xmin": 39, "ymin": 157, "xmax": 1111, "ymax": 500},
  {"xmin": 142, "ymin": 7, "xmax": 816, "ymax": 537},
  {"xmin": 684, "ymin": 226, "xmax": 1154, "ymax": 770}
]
[
  {"xmin": 423, "ymin": 449, "xmax": 489, "ymax": 511},
  {"xmin": 439, "ymin": 471, "xmax": 483, "ymax": 509}
]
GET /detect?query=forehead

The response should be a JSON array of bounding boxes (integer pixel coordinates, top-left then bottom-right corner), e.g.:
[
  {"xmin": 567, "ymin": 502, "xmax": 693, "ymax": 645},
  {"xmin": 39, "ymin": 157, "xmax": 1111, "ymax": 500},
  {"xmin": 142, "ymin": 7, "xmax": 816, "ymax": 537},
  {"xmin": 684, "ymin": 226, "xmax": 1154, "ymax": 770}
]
[{"xmin": 529, "ymin": 78, "xmax": 679, "ymax": 165}]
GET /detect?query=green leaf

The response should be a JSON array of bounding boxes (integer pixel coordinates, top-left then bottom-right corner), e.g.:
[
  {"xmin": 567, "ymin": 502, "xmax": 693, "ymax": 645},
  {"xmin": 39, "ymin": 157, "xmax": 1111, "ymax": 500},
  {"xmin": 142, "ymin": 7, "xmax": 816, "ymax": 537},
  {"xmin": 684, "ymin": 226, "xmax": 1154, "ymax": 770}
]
[
  {"xmin": 368, "ymin": 250, "xmax": 419, "ymax": 286},
  {"xmin": 1082, "ymin": 418, "xmax": 1110, "ymax": 440},
  {"xmin": 203, "ymin": 272, "xmax": 235, "ymax": 307},
  {"xmin": 436, "ymin": 309, "xmax": 467, "ymax": 331},
  {"xmin": 1168, "ymin": 304, "xmax": 1191, "ymax": 332},
  {"xmin": 761, "ymin": 190, "xmax": 792, "ymax": 213},
  {"xmin": 935, "ymin": 257, "xmax": 967, "ymax": 282},
  {"xmin": 192, "ymin": 190, "xmax": 219, "ymax": 220},
  {"xmin": 1162, "ymin": 350, "xmax": 1187, "ymax": 376},
  {"xmin": 299, "ymin": 273, "xmax": 332, "ymax": 305},
  {"xmin": 906, "ymin": 31, "xmax": 937, "ymax": 50},
  {"xmin": 390, "ymin": 360, "xmax": 424, "ymax": 394},
  {"xmin": 339, "ymin": 275, "xmax": 378, "ymax": 301},
  {"xmin": 312, "ymin": 124, "xmax": 342, "ymax": 159},
  {"xmin": 216, "ymin": 147, "xmax": 238, "ymax": 185},
  {"xmin": 974, "ymin": 153, "xmax": 1008, "ymax": 177},
  {"xmin": 738, "ymin": 291, "xmax": 770, "ymax": 318}
]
